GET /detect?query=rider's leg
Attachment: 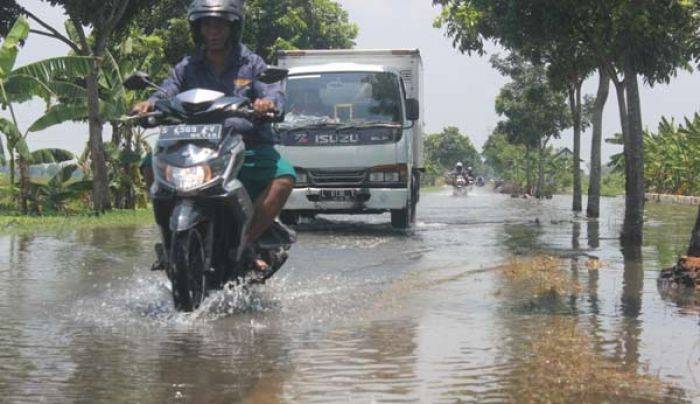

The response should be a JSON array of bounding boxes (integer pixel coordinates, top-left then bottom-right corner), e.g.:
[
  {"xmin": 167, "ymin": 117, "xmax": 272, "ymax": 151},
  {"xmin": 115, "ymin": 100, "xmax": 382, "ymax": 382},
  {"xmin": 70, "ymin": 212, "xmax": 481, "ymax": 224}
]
[{"xmin": 246, "ymin": 175, "xmax": 294, "ymax": 244}]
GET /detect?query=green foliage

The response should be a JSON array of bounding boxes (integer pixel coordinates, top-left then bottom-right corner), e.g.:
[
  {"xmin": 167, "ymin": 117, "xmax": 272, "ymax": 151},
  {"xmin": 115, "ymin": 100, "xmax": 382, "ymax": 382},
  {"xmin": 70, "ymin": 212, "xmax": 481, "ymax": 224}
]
[
  {"xmin": 0, "ymin": 208, "xmax": 154, "ymax": 235},
  {"xmin": 130, "ymin": 0, "xmax": 359, "ymax": 62},
  {"xmin": 607, "ymin": 113, "xmax": 700, "ymax": 196},
  {"xmin": 644, "ymin": 115, "xmax": 700, "ymax": 195},
  {"xmin": 0, "ymin": 13, "xmax": 27, "ymax": 79},
  {"xmin": 492, "ymin": 53, "xmax": 571, "ymax": 149},
  {"xmin": 4, "ymin": 56, "xmax": 93, "ymax": 104},
  {"xmin": 434, "ymin": 0, "xmax": 700, "ymax": 85},
  {"xmin": 29, "ymin": 148, "xmax": 75, "ymax": 165},
  {"xmin": 600, "ymin": 172, "xmax": 625, "ymax": 197},
  {"xmin": 482, "ymin": 128, "xmax": 575, "ymax": 194},
  {"xmin": 423, "ymin": 126, "xmax": 482, "ymax": 184},
  {"xmin": 29, "ymin": 163, "xmax": 92, "ymax": 213}
]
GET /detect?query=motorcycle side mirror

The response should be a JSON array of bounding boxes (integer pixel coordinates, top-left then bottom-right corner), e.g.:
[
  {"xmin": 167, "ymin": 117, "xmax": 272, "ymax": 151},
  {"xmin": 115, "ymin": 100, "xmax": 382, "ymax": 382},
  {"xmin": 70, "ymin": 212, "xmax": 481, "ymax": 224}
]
[
  {"xmin": 405, "ymin": 98, "xmax": 419, "ymax": 121},
  {"xmin": 124, "ymin": 71, "xmax": 155, "ymax": 91},
  {"xmin": 257, "ymin": 67, "xmax": 289, "ymax": 84}
]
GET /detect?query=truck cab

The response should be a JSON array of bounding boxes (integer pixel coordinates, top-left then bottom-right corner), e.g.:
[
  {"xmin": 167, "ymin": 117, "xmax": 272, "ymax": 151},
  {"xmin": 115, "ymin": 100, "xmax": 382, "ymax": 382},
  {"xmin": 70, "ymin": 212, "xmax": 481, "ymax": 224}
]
[{"xmin": 276, "ymin": 50, "xmax": 424, "ymax": 229}]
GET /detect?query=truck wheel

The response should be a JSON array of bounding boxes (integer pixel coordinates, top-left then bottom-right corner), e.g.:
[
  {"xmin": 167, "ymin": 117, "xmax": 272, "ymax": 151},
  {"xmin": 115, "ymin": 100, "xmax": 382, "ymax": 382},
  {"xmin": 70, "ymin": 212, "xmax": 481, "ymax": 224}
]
[
  {"xmin": 391, "ymin": 202, "xmax": 414, "ymax": 229},
  {"xmin": 280, "ymin": 211, "xmax": 299, "ymax": 226}
]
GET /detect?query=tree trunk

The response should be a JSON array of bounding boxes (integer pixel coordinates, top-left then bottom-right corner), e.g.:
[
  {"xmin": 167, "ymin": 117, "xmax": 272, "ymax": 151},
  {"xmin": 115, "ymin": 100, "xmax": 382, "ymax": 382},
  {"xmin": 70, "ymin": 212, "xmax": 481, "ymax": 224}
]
[
  {"xmin": 18, "ymin": 154, "xmax": 30, "ymax": 214},
  {"xmin": 124, "ymin": 124, "xmax": 135, "ymax": 210},
  {"xmin": 525, "ymin": 145, "xmax": 532, "ymax": 195},
  {"xmin": 622, "ymin": 66, "xmax": 645, "ymax": 246},
  {"xmin": 587, "ymin": 68, "xmax": 610, "ymax": 218},
  {"xmin": 536, "ymin": 139, "xmax": 546, "ymax": 199},
  {"xmin": 86, "ymin": 68, "xmax": 111, "ymax": 213},
  {"xmin": 8, "ymin": 148, "xmax": 15, "ymax": 201},
  {"xmin": 111, "ymin": 121, "xmax": 121, "ymax": 147},
  {"xmin": 569, "ymin": 82, "xmax": 583, "ymax": 212},
  {"xmin": 688, "ymin": 206, "xmax": 700, "ymax": 257}
]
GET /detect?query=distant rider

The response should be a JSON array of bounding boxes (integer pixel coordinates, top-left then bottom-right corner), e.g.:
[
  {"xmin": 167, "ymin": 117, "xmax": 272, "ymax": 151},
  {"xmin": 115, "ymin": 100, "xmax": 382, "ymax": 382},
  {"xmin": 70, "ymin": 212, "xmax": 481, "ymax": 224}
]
[
  {"xmin": 132, "ymin": 0, "xmax": 296, "ymax": 270},
  {"xmin": 447, "ymin": 162, "xmax": 470, "ymax": 185}
]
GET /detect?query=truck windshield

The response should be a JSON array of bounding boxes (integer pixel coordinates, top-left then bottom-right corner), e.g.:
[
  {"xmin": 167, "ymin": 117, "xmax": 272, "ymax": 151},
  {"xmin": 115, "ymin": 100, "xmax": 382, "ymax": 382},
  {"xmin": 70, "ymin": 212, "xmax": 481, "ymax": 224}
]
[{"xmin": 281, "ymin": 71, "xmax": 402, "ymax": 129}]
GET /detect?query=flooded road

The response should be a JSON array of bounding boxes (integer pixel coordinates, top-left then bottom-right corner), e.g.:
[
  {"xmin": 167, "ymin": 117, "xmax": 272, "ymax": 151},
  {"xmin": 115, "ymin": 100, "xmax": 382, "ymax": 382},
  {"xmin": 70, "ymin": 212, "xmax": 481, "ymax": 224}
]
[{"xmin": 1, "ymin": 189, "xmax": 699, "ymax": 402}]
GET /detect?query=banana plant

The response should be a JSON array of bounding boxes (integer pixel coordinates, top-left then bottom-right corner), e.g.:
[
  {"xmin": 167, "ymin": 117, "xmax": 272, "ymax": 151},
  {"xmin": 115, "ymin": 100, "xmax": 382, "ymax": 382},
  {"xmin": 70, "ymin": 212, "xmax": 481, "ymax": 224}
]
[{"xmin": 31, "ymin": 149, "xmax": 92, "ymax": 213}]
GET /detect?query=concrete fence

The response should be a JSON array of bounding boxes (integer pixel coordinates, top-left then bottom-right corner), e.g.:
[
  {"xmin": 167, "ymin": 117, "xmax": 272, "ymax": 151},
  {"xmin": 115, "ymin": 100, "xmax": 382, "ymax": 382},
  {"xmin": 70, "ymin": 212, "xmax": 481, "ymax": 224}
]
[{"xmin": 646, "ymin": 193, "xmax": 700, "ymax": 206}]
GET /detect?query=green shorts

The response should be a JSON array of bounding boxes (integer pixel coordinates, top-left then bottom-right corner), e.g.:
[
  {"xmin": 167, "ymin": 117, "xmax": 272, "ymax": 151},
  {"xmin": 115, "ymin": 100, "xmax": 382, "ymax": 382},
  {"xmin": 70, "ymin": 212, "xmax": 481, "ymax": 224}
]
[{"xmin": 238, "ymin": 144, "xmax": 296, "ymax": 202}]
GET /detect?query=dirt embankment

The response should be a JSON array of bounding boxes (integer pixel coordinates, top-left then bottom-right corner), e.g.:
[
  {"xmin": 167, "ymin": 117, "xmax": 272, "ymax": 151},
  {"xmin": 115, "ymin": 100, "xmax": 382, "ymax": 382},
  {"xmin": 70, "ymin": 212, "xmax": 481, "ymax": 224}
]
[{"xmin": 660, "ymin": 256, "xmax": 700, "ymax": 291}]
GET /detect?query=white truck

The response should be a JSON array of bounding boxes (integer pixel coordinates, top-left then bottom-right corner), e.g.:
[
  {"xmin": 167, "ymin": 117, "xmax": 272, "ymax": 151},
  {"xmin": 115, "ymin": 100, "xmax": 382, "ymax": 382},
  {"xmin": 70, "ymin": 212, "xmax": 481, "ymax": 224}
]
[{"xmin": 275, "ymin": 49, "xmax": 424, "ymax": 229}]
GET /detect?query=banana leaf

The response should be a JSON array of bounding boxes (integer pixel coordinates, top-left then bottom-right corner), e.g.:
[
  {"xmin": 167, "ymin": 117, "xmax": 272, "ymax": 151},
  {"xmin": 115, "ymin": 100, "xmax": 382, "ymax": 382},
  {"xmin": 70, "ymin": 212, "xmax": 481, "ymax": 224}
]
[
  {"xmin": 0, "ymin": 16, "xmax": 29, "ymax": 80},
  {"xmin": 28, "ymin": 104, "xmax": 88, "ymax": 132},
  {"xmin": 30, "ymin": 148, "xmax": 75, "ymax": 165},
  {"xmin": 48, "ymin": 164, "xmax": 80, "ymax": 188},
  {"xmin": 0, "ymin": 116, "xmax": 21, "ymax": 143}
]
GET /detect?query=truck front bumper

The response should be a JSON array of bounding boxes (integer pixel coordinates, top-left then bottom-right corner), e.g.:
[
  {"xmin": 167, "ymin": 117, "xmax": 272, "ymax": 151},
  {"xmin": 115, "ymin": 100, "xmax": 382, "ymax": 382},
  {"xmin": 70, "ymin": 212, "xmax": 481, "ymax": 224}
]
[{"xmin": 284, "ymin": 187, "xmax": 409, "ymax": 212}]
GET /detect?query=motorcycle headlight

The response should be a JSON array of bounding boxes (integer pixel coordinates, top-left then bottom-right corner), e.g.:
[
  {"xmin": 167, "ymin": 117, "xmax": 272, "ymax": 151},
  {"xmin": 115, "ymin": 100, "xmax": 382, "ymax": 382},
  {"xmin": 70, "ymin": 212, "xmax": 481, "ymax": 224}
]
[{"xmin": 165, "ymin": 164, "xmax": 212, "ymax": 191}]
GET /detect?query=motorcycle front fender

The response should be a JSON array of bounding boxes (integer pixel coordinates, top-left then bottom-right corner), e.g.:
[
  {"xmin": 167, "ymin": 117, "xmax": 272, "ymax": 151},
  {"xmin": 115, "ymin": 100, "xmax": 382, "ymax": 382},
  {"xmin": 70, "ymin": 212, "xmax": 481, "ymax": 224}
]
[{"xmin": 170, "ymin": 199, "xmax": 206, "ymax": 232}]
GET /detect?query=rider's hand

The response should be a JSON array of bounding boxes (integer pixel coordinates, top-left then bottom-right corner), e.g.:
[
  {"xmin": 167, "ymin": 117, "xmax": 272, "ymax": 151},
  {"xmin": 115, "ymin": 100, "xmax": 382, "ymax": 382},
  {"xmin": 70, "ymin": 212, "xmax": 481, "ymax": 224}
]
[
  {"xmin": 253, "ymin": 98, "xmax": 276, "ymax": 116},
  {"xmin": 131, "ymin": 100, "xmax": 154, "ymax": 116}
]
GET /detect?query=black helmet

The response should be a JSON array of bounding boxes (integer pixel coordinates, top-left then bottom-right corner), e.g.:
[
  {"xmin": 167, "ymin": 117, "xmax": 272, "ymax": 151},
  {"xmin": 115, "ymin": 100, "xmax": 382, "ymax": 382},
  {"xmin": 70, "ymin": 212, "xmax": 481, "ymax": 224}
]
[{"xmin": 188, "ymin": 0, "xmax": 245, "ymax": 45}]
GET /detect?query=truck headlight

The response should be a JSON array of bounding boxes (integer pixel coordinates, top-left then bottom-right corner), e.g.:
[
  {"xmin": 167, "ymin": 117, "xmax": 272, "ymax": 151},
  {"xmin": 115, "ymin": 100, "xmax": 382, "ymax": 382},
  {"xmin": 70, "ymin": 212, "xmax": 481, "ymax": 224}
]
[
  {"xmin": 369, "ymin": 164, "xmax": 407, "ymax": 183},
  {"xmin": 295, "ymin": 170, "xmax": 309, "ymax": 185},
  {"xmin": 369, "ymin": 172, "xmax": 385, "ymax": 182},
  {"xmin": 165, "ymin": 164, "xmax": 212, "ymax": 191}
]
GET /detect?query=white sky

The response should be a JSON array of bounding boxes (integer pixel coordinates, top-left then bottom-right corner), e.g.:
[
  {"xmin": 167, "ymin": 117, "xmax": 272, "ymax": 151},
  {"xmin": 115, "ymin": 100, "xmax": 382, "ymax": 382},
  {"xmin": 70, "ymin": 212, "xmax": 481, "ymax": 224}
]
[{"xmin": 4, "ymin": 0, "xmax": 700, "ymax": 166}]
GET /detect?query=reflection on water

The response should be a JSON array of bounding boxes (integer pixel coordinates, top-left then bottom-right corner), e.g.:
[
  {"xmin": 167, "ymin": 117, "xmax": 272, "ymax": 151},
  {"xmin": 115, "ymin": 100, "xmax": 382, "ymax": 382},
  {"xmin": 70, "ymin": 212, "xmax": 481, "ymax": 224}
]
[{"xmin": 0, "ymin": 191, "xmax": 698, "ymax": 402}]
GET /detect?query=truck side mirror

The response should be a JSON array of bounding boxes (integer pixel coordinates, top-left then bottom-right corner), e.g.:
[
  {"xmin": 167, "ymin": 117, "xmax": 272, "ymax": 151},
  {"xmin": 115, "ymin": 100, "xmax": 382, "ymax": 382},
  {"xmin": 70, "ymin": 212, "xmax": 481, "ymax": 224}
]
[{"xmin": 405, "ymin": 98, "xmax": 419, "ymax": 121}]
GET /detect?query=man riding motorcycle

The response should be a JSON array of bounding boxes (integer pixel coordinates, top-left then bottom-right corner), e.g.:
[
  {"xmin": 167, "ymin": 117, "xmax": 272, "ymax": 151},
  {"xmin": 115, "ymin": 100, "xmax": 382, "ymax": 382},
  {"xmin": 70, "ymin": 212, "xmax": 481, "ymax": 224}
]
[
  {"xmin": 133, "ymin": 0, "xmax": 296, "ymax": 270},
  {"xmin": 447, "ymin": 162, "xmax": 471, "ymax": 185}
]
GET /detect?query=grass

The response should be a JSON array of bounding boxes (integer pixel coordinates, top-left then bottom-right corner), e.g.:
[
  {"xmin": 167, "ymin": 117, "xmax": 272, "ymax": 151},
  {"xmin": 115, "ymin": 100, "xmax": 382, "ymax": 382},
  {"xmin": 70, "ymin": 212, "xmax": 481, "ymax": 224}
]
[
  {"xmin": 496, "ymin": 255, "xmax": 681, "ymax": 402},
  {"xmin": 0, "ymin": 209, "xmax": 154, "ymax": 235}
]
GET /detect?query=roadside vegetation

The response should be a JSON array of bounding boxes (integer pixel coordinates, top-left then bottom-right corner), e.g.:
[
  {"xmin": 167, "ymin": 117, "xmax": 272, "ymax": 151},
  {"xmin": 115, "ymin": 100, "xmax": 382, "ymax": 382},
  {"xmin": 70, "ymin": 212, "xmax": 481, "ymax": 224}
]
[
  {"xmin": 434, "ymin": 0, "xmax": 700, "ymax": 245},
  {"xmin": 0, "ymin": 1, "xmax": 357, "ymax": 223}
]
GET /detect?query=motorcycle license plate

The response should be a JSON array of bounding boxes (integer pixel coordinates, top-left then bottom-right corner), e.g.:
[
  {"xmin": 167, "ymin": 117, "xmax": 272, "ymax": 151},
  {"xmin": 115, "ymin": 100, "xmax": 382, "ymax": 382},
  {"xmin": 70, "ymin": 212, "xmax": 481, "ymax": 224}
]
[
  {"xmin": 320, "ymin": 190, "xmax": 355, "ymax": 201},
  {"xmin": 159, "ymin": 124, "xmax": 222, "ymax": 141}
]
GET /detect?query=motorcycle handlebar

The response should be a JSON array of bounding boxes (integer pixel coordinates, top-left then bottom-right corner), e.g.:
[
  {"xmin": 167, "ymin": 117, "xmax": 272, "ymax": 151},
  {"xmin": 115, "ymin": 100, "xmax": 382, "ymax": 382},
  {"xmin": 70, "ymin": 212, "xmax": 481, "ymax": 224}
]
[{"xmin": 126, "ymin": 107, "xmax": 284, "ymax": 128}]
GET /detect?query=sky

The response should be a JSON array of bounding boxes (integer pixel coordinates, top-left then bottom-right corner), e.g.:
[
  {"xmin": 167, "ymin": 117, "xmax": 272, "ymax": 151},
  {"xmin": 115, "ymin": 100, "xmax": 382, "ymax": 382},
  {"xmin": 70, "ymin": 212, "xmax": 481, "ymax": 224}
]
[{"xmin": 4, "ymin": 0, "xmax": 700, "ymax": 166}]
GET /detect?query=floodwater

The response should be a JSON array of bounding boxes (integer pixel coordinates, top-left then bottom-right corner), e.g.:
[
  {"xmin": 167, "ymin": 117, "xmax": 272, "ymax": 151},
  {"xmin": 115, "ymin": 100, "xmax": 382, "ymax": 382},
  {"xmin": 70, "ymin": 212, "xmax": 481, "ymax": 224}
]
[{"xmin": 1, "ymin": 189, "xmax": 699, "ymax": 403}]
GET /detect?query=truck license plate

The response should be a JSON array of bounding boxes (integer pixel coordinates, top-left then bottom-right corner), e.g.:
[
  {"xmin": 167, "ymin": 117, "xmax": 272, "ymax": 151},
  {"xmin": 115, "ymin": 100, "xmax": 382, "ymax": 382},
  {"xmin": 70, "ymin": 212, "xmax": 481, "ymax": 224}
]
[{"xmin": 320, "ymin": 190, "xmax": 355, "ymax": 201}]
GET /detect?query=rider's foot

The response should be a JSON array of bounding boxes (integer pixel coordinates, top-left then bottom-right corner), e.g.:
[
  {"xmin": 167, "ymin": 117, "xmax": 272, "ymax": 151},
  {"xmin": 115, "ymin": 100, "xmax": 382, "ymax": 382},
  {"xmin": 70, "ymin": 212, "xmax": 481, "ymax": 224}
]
[{"xmin": 253, "ymin": 258, "xmax": 270, "ymax": 272}]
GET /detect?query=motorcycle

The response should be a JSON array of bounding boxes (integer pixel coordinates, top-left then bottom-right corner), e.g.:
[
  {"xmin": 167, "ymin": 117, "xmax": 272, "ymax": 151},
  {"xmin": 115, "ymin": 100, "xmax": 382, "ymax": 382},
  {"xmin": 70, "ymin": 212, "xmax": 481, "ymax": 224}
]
[
  {"xmin": 453, "ymin": 176, "xmax": 469, "ymax": 196},
  {"xmin": 123, "ymin": 68, "xmax": 295, "ymax": 312}
]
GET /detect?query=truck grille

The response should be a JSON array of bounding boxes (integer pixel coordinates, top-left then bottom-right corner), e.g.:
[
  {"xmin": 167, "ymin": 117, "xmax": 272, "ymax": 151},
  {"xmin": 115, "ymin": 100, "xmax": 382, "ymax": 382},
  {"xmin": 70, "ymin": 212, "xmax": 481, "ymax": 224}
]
[{"xmin": 308, "ymin": 169, "xmax": 367, "ymax": 186}]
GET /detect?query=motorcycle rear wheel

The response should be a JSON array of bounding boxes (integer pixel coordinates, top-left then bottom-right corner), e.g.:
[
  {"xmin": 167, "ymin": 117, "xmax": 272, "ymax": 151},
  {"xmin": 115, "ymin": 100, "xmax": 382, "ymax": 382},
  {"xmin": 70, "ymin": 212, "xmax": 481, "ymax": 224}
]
[{"xmin": 169, "ymin": 226, "xmax": 210, "ymax": 312}]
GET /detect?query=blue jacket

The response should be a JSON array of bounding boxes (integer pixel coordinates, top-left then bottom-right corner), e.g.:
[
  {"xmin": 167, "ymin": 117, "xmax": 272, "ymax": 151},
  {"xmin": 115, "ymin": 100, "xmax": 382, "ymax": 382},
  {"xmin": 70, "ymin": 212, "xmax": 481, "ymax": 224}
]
[{"xmin": 149, "ymin": 45, "xmax": 285, "ymax": 144}]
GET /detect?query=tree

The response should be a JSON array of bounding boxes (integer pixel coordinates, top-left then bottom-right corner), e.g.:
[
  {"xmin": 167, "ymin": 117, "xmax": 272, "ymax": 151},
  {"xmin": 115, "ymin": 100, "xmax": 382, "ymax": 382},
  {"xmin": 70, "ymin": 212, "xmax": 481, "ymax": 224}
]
[
  {"xmin": 434, "ymin": 0, "xmax": 700, "ymax": 244},
  {"xmin": 1, "ymin": 16, "xmax": 89, "ymax": 214},
  {"xmin": 130, "ymin": 0, "xmax": 359, "ymax": 62},
  {"xmin": 491, "ymin": 53, "xmax": 571, "ymax": 198},
  {"xmin": 0, "ymin": 15, "xmax": 31, "ymax": 211},
  {"xmin": 2, "ymin": 0, "xmax": 161, "ymax": 213},
  {"xmin": 424, "ymin": 126, "xmax": 482, "ymax": 177}
]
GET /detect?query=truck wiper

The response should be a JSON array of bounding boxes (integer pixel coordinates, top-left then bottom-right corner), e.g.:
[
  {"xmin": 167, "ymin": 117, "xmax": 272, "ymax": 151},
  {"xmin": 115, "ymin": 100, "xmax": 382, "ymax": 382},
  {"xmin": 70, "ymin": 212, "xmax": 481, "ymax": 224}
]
[
  {"xmin": 337, "ymin": 121, "xmax": 402, "ymax": 130},
  {"xmin": 280, "ymin": 122, "xmax": 344, "ymax": 131}
]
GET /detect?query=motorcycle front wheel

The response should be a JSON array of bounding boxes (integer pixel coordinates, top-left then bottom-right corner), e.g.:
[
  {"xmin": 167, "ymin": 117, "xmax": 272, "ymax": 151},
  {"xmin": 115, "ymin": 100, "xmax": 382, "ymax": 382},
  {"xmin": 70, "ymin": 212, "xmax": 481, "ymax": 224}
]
[{"xmin": 169, "ymin": 225, "xmax": 210, "ymax": 312}]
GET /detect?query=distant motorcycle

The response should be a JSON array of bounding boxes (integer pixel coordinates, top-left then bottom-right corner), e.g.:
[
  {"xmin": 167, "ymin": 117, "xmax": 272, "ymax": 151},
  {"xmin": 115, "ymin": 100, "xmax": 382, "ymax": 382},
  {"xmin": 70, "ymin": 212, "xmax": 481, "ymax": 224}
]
[
  {"xmin": 453, "ymin": 176, "xmax": 471, "ymax": 196},
  {"xmin": 123, "ymin": 68, "xmax": 295, "ymax": 312}
]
